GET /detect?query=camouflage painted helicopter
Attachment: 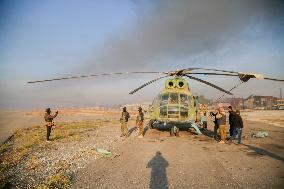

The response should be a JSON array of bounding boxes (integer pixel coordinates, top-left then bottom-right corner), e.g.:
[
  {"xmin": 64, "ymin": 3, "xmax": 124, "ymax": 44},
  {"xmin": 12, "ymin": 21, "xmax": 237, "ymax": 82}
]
[{"xmin": 28, "ymin": 68, "xmax": 284, "ymax": 135}]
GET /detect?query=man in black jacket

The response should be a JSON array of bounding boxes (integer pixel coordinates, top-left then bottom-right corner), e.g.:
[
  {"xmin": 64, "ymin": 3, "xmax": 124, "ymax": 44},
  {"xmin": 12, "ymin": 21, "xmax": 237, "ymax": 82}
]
[
  {"xmin": 228, "ymin": 106, "xmax": 236, "ymax": 137},
  {"xmin": 210, "ymin": 110, "xmax": 219, "ymax": 140},
  {"xmin": 230, "ymin": 110, "xmax": 243, "ymax": 144}
]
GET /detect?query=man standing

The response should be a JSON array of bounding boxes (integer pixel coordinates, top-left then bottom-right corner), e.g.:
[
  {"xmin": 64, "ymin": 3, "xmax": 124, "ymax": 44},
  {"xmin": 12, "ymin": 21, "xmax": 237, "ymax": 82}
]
[
  {"xmin": 120, "ymin": 107, "xmax": 130, "ymax": 138},
  {"xmin": 210, "ymin": 109, "xmax": 219, "ymax": 140},
  {"xmin": 231, "ymin": 110, "xmax": 244, "ymax": 144},
  {"xmin": 228, "ymin": 106, "xmax": 236, "ymax": 137},
  {"xmin": 44, "ymin": 108, "xmax": 58, "ymax": 142},
  {"xmin": 216, "ymin": 106, "xmax": 226, "ymax": 144},
  {"xmin": 136, "ymin": 107, "xmax": 144, "ymax": 138},
  {"xmin": 200, "ymin": 104, "xmax": 208, "ymax": 131}
]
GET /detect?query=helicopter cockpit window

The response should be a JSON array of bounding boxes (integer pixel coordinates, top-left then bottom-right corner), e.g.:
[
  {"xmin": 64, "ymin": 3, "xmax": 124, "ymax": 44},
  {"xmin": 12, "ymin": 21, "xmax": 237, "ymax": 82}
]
[
  {"xmin": 180, "ymin": 94, "xmax": 189, "ymax": 106},
  {"xmin": 152, "ymin": 95, "xmax": 161, "ymax": 107},
  {"xmin": 169, "ymin": 93, "xmax": 178, "ymax": 104},
  {"xmin": 160, "ymin": 93, "xmax": 169, "ymax": 106},
  {"xmin": 160, "ymin": 106, "xmax": 167, "ymax": 117},
  {"xmin": 180, "ymin": 107, "xmax": 188, "ymax": 118}
]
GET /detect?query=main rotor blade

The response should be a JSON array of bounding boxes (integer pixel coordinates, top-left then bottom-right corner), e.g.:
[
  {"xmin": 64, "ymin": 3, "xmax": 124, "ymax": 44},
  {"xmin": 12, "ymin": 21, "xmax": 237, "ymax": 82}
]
[
  {"xmin": 27, "ymin": 71, "xmax": 163, "ymax": 84},
  {"xmin": 184, "ymin": 68, "xmax": 239, "ymax": 74},
  {"xmin": 264, "ymin": 77, "xmax": 284, "ymax": 82},
  {"xmin": 188, "ymin": 72, "xmax": 284, "ymax": 82},
  {"xmin": 187, "ymin": 72, "xmax": 239, "ymax": 77},
  {"xmin": 185, "ymin": 75, "xmax": 233, "ymax": 95},
  {"xmin": 129, "ymin": 75, "xmax": 169, "ymax": 94}
]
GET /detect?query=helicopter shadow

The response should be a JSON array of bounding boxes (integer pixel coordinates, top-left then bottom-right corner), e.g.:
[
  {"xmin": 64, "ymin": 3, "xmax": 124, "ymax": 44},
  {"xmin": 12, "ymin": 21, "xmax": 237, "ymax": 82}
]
[{"xmin": 147, "ymin": 151, "xmax": 169, "ymax": 189}]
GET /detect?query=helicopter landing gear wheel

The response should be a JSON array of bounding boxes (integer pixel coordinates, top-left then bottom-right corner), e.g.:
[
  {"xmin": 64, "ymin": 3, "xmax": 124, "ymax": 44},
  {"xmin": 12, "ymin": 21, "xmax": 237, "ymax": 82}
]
[{"xmin": 170, "ymin": 126, "xmax": 179, "ymax": 137}]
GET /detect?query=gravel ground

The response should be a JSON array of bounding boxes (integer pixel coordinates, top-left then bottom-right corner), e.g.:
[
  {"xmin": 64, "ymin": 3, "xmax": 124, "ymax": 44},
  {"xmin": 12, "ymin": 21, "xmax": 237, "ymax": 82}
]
[
  {"xmin": 1, "ymin": 110, "xmax": 284, "ymax": 188},
  {"xmin": 72, "ymin": 119, "xmax": 284, "ymax": 189}
]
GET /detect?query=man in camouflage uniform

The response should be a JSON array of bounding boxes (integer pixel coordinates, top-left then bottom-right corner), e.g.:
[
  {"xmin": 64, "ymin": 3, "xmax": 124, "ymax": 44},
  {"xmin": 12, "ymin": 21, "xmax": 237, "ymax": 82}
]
[
  {"xmin": 136, "ymin": 107, "xmax": 144, "ymax": 138},
  {"xmin": 44, "ymin": 108, "xmax": 58, "ymax": 142},
  {"xmin": 120, "ymin": 107, "xmax": 130, "ymax": 138}
]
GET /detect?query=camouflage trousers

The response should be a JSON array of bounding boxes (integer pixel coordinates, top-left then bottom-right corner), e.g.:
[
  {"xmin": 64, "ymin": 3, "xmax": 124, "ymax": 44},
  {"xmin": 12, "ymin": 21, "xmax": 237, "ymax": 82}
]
[
  {"xmin": 137, "ymin": 121, "xmax": 144, "ymax": 136},
  {"xmin": 45, "ymin": 122, "xmax": 54, "ymax": 141},
  {"xmin": 121, "ymin": 121, "xmax": 128, "ymax": 137}
]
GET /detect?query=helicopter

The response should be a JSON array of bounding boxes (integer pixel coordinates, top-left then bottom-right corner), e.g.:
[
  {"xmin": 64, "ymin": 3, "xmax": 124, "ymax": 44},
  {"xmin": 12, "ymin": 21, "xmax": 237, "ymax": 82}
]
[{"xmin": 28, "ymin": 67, "xmax": 284, "ymax": 135}]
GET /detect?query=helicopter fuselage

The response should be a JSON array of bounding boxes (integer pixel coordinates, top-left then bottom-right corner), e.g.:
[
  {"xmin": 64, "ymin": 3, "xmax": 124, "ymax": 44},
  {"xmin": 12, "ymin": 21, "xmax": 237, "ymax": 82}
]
[{"xmin": 148, "ymin": 77, "xmax": 201, "ymax": 131}]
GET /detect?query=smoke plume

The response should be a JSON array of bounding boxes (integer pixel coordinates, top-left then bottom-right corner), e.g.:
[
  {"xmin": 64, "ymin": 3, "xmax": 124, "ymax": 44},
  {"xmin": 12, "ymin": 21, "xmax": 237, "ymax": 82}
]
[{"xmin": 84, "ymin": 0, "xmax": 284, "ymax": 72}]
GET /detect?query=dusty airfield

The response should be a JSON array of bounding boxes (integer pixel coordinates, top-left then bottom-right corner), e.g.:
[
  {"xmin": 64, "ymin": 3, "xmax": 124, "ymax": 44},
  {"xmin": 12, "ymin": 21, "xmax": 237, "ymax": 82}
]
[{"xmin": 0, "ymin": 109, "xmax": 284, "ymax": 188}]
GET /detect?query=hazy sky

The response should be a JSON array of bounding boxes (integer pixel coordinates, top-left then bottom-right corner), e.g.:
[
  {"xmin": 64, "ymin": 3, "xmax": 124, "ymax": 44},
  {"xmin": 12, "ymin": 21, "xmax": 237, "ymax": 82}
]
[{"xmin": 0, "ymin": 0, "xmax": 284, "ymax": 109}]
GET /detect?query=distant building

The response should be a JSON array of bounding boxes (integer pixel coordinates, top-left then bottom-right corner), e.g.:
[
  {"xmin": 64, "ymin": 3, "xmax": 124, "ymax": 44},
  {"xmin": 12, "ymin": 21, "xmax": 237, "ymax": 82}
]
[
  {"xmin": 276, "ymin": 99, "xmax": 284, "ymax": 110},
  {"xmin": 214, "ymin": 98, "xmax": 244, "ymax": 110},
  {"xmin": 121, "ymin": 102, "xmax": 151, "ymax": 111},
  {"xmin": 243, "ymin": 95, "xmax": 278, "ymax": 110}
]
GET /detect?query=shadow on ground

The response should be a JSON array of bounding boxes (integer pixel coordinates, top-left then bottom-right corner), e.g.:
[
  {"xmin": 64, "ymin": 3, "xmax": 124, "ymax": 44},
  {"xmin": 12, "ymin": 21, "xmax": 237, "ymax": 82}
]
[
  {"xmin": 147, "ymin": 151, "xmax": 169, "ymax": 189},
  {"xmin": 244, "ymin": 144, "xmax": 284, "ymax": 162}
]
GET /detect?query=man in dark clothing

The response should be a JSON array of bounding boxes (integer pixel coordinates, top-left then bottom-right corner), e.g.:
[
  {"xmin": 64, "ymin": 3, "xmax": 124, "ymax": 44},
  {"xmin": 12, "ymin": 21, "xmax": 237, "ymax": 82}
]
[
  {"xmin": 230, "ymin": 110, "xmax": 244, "ymax": 144},
  {"xmin": 44, "ymin": 108, "xmax": 58, "ymax": 142},
  {"xmin": 210, "ymin": 110, "xmax": 219, "ymax": 140},
  {"xmin": 228, "ymin": 106, "xmax": 237, "ymax": 137}
]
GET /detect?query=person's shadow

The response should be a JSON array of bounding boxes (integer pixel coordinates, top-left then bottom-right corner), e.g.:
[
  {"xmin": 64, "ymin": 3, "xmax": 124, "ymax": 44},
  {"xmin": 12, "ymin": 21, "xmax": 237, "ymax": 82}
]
[{"xmin": 147, "ymin": 151, "xmax": 169, "ymax": 189}]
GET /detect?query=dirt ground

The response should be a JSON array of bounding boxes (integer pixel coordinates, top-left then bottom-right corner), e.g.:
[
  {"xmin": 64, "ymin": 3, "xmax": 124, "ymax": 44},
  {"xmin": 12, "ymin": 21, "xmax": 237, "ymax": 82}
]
[
  {"xmin": 72, "ymin": 119, "xmax": 284, "ymax": 189},
  {"xmin": 1, "ymin": 109, "xmax": 284, "ymax": 188}
]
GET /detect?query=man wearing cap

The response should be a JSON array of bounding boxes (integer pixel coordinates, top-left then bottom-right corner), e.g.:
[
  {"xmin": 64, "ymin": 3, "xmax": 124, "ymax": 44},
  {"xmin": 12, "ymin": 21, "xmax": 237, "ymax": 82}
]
[
  {"xmin": 136, "ymin": 107, "xmax": 144, "ymax": 138},
  {"xmin": 44, "ymin": 108, "xmax": 58, "ymax": 142},
  {"xmin": 120, "ymin": 107, "xmax": 130, "ymax": 138}
]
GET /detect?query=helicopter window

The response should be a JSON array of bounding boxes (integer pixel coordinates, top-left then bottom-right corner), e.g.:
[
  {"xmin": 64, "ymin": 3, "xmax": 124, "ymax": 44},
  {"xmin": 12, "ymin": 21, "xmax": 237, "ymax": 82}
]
[
  {"xmin": 168, "ymin": 106, "xmax": 179, "ymax": 115},
  {"xmin": 152, "ymin": 95, "xmax": 161, "ymax": 107},
  {"xmin": 169, "ymin": 93, "xmax": 178, "ymax": 104},
  {"xmin": 180, "ymin": 94, "xmax": 189, "ymax": 106},
  {"xmin": 160, "ymin": 106, "xmax": 167, "ymax": 117},
  {"xmin": 160, "ymin": 93, "xmax": 169, "ymax": 106},
  {"xmin": 178, "ymin": 81, "xmax": 184, "ymax": 87},
  {"xmin": 180, "ymin": 107, "xmax": 188, "ymax": 118}
]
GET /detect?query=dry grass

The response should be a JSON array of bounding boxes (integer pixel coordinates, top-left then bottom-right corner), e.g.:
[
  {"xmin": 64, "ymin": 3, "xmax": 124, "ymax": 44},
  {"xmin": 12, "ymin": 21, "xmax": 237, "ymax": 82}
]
[
  {"xmin": 37, "ymin": 173, "xmax": 71, "ymax": 189},
  {"xmin": 0, "ymin": 121, "xmax": 99, "ymax": 188}
]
